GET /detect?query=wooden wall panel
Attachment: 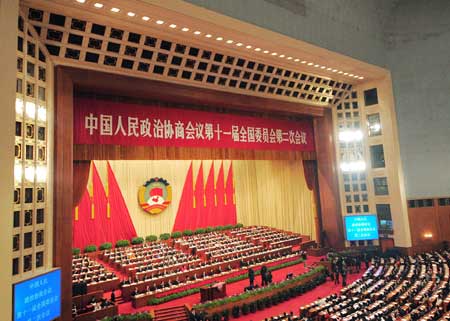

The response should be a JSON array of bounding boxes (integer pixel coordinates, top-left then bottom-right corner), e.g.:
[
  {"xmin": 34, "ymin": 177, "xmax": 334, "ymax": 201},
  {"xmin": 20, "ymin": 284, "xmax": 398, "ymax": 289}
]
[
  {"xmin": 408, "ymin": 202, "xmax": 450, "ymax": 252},
  {"xmin": 54, "ymin": 67, "xmax": 74, "ymax": 321},
  {"xmin": 74, "ymin": 144, "xmax": 316, "ymax": 161},
  {"xmin": 313, "ymin": 109, "xmax": 345, "ymax": 249}
]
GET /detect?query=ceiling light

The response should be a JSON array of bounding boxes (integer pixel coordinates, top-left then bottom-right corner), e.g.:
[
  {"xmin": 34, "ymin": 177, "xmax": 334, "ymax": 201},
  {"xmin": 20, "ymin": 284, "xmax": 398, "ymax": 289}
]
[
  {"xmin": 287, "ymin": 57, "xmax": 292, "ymax": 60},
  {"xmin": 301, "ymin": 61, "xmax": 307, "ymax": 64},
  {"xmin": 236, "ymin": 42, "xmax": 243, "ymax": 46},
  {"xmin": 327, "ymin": 67, "xmax": 332, "ymax": 71},
  {"xmin": 314, "ymin": 64, "xmax": 319, "ymax": 68},
  {"xmin": 338, "ymin": 71, "xmax": 343, "ymax": 74},
  {"xmin": 169, "ymin": 24, "xmax": 177, "ymax": 28},
  {"xmin": 205, "ymin": 34, "xmax": 212, "ymax": 38},
  {"xmin": 15, "ymin": 98, "xmax": 24, "ymax": 115},
  {"xmin": 263, "ymin": 50, "xmax": 269, "ymax": 54},
  {"xmin": 156, "ymin": 20, "xmax": 164, "ymax": 25},
  {"xmin": 294, "ymin": 58, "xmax": 300, "ymax": 62},
  {"xmin": 36, "ymin": 166, "xmax": 47, "ymax": 183},
  {"xmin": 24, "ymin": 166, "xmax": 35, "ymax": 182},
  {"xmin": 216, "ymin": 37, "xmax": 223, "ymax": 41},
  {"xmin": 340, "ymin": 161, "xmax": 366, "ymax": 173},
  {"xmin": 332, "ymin": 69, "xmax": 338, "ymax": 72},
  {"xmin": 349, "ymin": 74, "xmax": 354, "ymax": 77},
  {"xmin": 76, "ymin": 0, "xmax": 86, "ymax": 3},
  {"xmin": 226, "ymin": 40, "xmax": 233, "ymax": 44},
  {"xmin": 194, "ymin": 31, "xmax": 201, "ymax": 35},
  {"xmin": 359, "ymin": 76, "xmax": 364, "ymax": 79},
  {"xmin": 245, "ymin": 45, "xmax": 252, "ymax": 49},
  {"xmin": 127, "ymin": 12, "xmax": 135, "ymax": 17},
  {"xmin": 320, "ymin": 66, "xmax": 326, "ymax": 69},
  {"xmin": 37, "ymin": 105, "xmax": 46, "ymax": 122},
  {"xmin": 14, "ymin": 164, "xmax": 22, "ymax": 182},
  {"xmin": 339, "ymin": 130, "xmax": 363, "ymax": 143},
  {"xmin": 94, "ymin": 3, "xmax": 103, "ymax": 8},
  {"xmin": 181, "ymin": 27, "xmax": 189, "ymax": 32},
  {"xmin": 142, "ymin": 16, "xmax": 150, "ymax": 21},
  {"xmin": 271, "ymin": 52, "xmax": 277, "ymax": 56},
  {"xmin": 110, "ymin": 7, "xmax": 120, "ymax": 12},
  {"xmin": 25, "ymin": 101, "xmax": 36, "ymax": 119},
  {"xmin": 255, "ymin": 48, "xmax": 261, "ymax": 51},
  {"xmin": 279, "ymin": 54, "xmax": 285, "ymax": 58},
  {"xmin": 307, "ymin": 62, "xmax": 313, "ymax": 66},
  {"xmin": 343, "ymin": 72, "xmax": 348, "ymax": 75}
]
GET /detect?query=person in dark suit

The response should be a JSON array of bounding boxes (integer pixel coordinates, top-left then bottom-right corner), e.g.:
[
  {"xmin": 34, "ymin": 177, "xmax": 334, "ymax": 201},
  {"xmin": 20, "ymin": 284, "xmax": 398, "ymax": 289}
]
[
  {"xmin": 248, "ymin": 268, "xmax": 255, "ymax": 287},
  {"xmin": 110, "ymin": 289, "xmax": 116, "ymax": 303},
  {"xmin": 261, "ymin": 265, "xmax": 268, "ymax": 286}
]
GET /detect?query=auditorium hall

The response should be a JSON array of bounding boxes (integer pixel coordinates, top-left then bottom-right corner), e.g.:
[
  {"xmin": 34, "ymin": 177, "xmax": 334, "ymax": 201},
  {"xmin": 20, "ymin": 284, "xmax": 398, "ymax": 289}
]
[{"xmin": 1, "ymin": 1, "xmax": 449, "ymax": 320}]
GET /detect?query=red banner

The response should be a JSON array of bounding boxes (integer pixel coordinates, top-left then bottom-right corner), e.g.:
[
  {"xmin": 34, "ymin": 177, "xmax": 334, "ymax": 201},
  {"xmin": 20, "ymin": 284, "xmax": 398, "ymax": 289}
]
[{"xmin": 74, "ymin": 98, "xmax": 315, "ymax": 151}]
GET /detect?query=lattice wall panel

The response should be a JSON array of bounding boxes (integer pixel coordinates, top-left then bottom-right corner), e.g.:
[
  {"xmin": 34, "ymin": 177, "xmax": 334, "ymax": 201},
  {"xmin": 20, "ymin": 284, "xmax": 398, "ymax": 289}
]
[{"xmin": 22, "ymin": 5, "xmax": 351, "ymax": 108}]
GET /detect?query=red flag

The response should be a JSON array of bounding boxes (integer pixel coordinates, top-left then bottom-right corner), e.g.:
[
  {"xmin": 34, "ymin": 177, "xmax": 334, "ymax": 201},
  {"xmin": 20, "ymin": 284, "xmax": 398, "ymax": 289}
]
[
  {"xmin": 92, "ymin": 163, "xmax": 110, "ymax": 245},
  {"xmin": 194, "ymin": 162, "xmax": 205, "ymax": 229},
  {"xmin": 215, "ymin": 162, "xmax": 226, "ymax": 226},
  {"xmin": 73, "ymin": 189, "xmax": 95, "ymax": 249},
  {"xmin": 204, "ymin": 162, "xmax": 215, "ymax": 227},
  {"xmin": 225, "ymin": 162, "xmax": 237, "ymax": 225},
  {"xmin": 172, "ymin": 162, "xmax": 194, "ymax": 232},
  {"xmin": 107, "ymin": 162, "xmax": 137, "ymax": 242}
]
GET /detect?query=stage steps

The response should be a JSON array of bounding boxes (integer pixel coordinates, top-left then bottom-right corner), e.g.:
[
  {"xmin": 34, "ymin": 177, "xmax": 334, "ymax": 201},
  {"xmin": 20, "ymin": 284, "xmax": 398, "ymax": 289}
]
[{"xmin": 154, "ymin": 305, "xmax": 190, "ymax": 321}]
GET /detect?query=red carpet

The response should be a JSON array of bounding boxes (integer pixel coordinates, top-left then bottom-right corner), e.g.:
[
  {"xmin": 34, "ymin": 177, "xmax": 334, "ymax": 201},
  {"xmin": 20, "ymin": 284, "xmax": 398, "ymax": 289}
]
[{"xmin": 116, "ymin": 256, "xmax": 365, "ymax": 320}]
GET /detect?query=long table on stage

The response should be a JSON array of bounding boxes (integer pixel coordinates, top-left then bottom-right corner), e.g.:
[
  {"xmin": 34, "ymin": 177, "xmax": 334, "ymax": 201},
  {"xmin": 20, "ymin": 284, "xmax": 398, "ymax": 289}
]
[
  {"xmin": 73, "ymin": 305, "xmax": 118, "ymax": 321},
  {"xmin": 200, "ymin": 282, "xmax": 226, "ymax": 302}
]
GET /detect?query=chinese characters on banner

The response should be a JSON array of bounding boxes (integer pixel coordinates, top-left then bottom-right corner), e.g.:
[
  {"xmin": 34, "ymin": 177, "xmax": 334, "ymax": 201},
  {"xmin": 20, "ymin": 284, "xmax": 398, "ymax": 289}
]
[{"xmin": 74, "ymin": 98, "xmax": 315, "ymax": 151}]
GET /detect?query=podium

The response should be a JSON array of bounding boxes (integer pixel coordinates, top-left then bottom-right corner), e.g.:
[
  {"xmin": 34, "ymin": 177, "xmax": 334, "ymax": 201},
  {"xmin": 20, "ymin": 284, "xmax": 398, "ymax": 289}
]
[{"xmin": 200, "ymin": 282, "xmax": 227, "ymax": 302}]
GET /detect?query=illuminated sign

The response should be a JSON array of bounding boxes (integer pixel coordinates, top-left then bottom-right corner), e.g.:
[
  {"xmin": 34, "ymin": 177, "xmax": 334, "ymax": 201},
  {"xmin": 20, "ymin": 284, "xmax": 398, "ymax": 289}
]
[{"xmin": 344, "ymin": 214, "xmax": 379, "ymax": 241}]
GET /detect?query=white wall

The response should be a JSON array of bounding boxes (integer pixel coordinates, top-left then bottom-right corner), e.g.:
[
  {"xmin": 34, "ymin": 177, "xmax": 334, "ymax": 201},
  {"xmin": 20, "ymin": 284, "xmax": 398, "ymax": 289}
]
[
  {"xmin": 185, "ymin": 0, "xmax": 450, "ymax": 199},
  {"xmin": 385, "ymin": 0, "xmax": 450, "ymax": 198}
]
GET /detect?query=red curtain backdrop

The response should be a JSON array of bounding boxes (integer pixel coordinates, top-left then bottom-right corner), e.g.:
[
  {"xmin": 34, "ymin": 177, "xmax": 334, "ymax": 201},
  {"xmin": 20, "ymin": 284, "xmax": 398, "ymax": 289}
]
[
  {"xmin": 172, "ymin": 161, "xmax": 237, "ymax": 232},
  {"xmin": 72, "ymin": 162, "xmax": 137, "ymax": 249},
  {"xmin": 302, "ymin": 160, "xmax": 322, "ymax": 245}
]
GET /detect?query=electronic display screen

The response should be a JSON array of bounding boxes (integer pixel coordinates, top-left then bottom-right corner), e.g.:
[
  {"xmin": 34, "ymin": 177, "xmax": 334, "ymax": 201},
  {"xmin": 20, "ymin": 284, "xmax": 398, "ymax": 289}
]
[
  {"xmin": 13, "ymin": 269, "xmax": 61, "ymax": 321},
  {"xmin": 344, "ymin": 214, "xmax": 379, "ymax": 241}
]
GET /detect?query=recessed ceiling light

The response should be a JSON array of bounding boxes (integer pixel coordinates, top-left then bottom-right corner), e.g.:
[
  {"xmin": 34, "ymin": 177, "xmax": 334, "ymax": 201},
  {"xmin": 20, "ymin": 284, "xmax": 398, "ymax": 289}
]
[
  {"xmin": 271, "ymin": 52, "xmax": 277, "ymax": 56},
  {"xmin": 279, "ymin": 54, "xmax": 285, "ymax": 58},
  {"xmin": 236, "ymin": 42, "xmax": 243, "ymax": 46},
  {"xmin": 181, "ymin": 27, "xmax": 189, "ymax": 32},
  {"xmin": 205, "ymin": 34, "xmax": 212, "ymax": 38},
  {"xmin": 338, "ymin": 71, "xmax": 343, "ymax": 74},
  {"xmin": 307, "ymin": 62, "xmax": 313, "ymax": 66},
  {"xmin": 94, "ymin": 3, "xmax": 103, "ymax": 8},
  {"xmin": 245, "ymin": 45, "xmax": 252, "ymax": 49},
  {"xmin": 343, "ymin": 72, "xmax": 348, "ymax": 75},
  {"xmin": 76, "ymin": 0, "xmax": 86, "ymax": 3},
  {"xmin": 169, "ymin": 24, "xmax": 177, "ymax": 28},
  {"xmin": 294, "ymin": 58, "xmax": 300, "ymax": 62},
  {"xmin": 349, "ymin": 73, "xmax": 354, "ymax": 76},
  {"xmin": 216, "ymin": 37, "xmax": 223, "ymax": 41},
  {"xmin": 263, "ymin": 50, "xmax": 269, "ymax": 54},
  {"xmin": 255, "ymin": 48, "xmax": 261, "ymax": 51},
  {"xmin": 314, "ymin": 64, "xmax": 319, "ymax": 67},
  {"xmin": 156, "ymin": 20, "xmax": 164, "ymax": 25},
  {"xmin": 301, "ymin": 61, "xmax": 307, "ymax": 64},
  {"xmin": 127, "ymin": 12, "xmax": 135, "ymax": 17},
  {"xmin": 326, "ymin": 67, "xmax": 332, "ymax": 71},
  {"xmin": 110, "ymin": 7, "xmax": 120, "ymax": 12},
  {"xmin": 320, "ymin": 66, "xmax": 326, "ymax": 69},
  {"xmin": 287, "ymin": 57, "xmax": 292, "ymax": 60},
  {"xmin": 194, "ymin": 31, "xmax": 201, "ymax": 35},
  {"xmin": 226, "ymin": 40, "xmax": 233, "ymax": 44},
  {"xmin": 142, "ymin": 16, "xmax": 150, "ymax": 21},
  {"xmin": 359, "ymin": 76, "xmax": 364, "ymax": 79},
  {"xmin": 332, "ymin": 69, "xmax": 338, "ymax": 72}
]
